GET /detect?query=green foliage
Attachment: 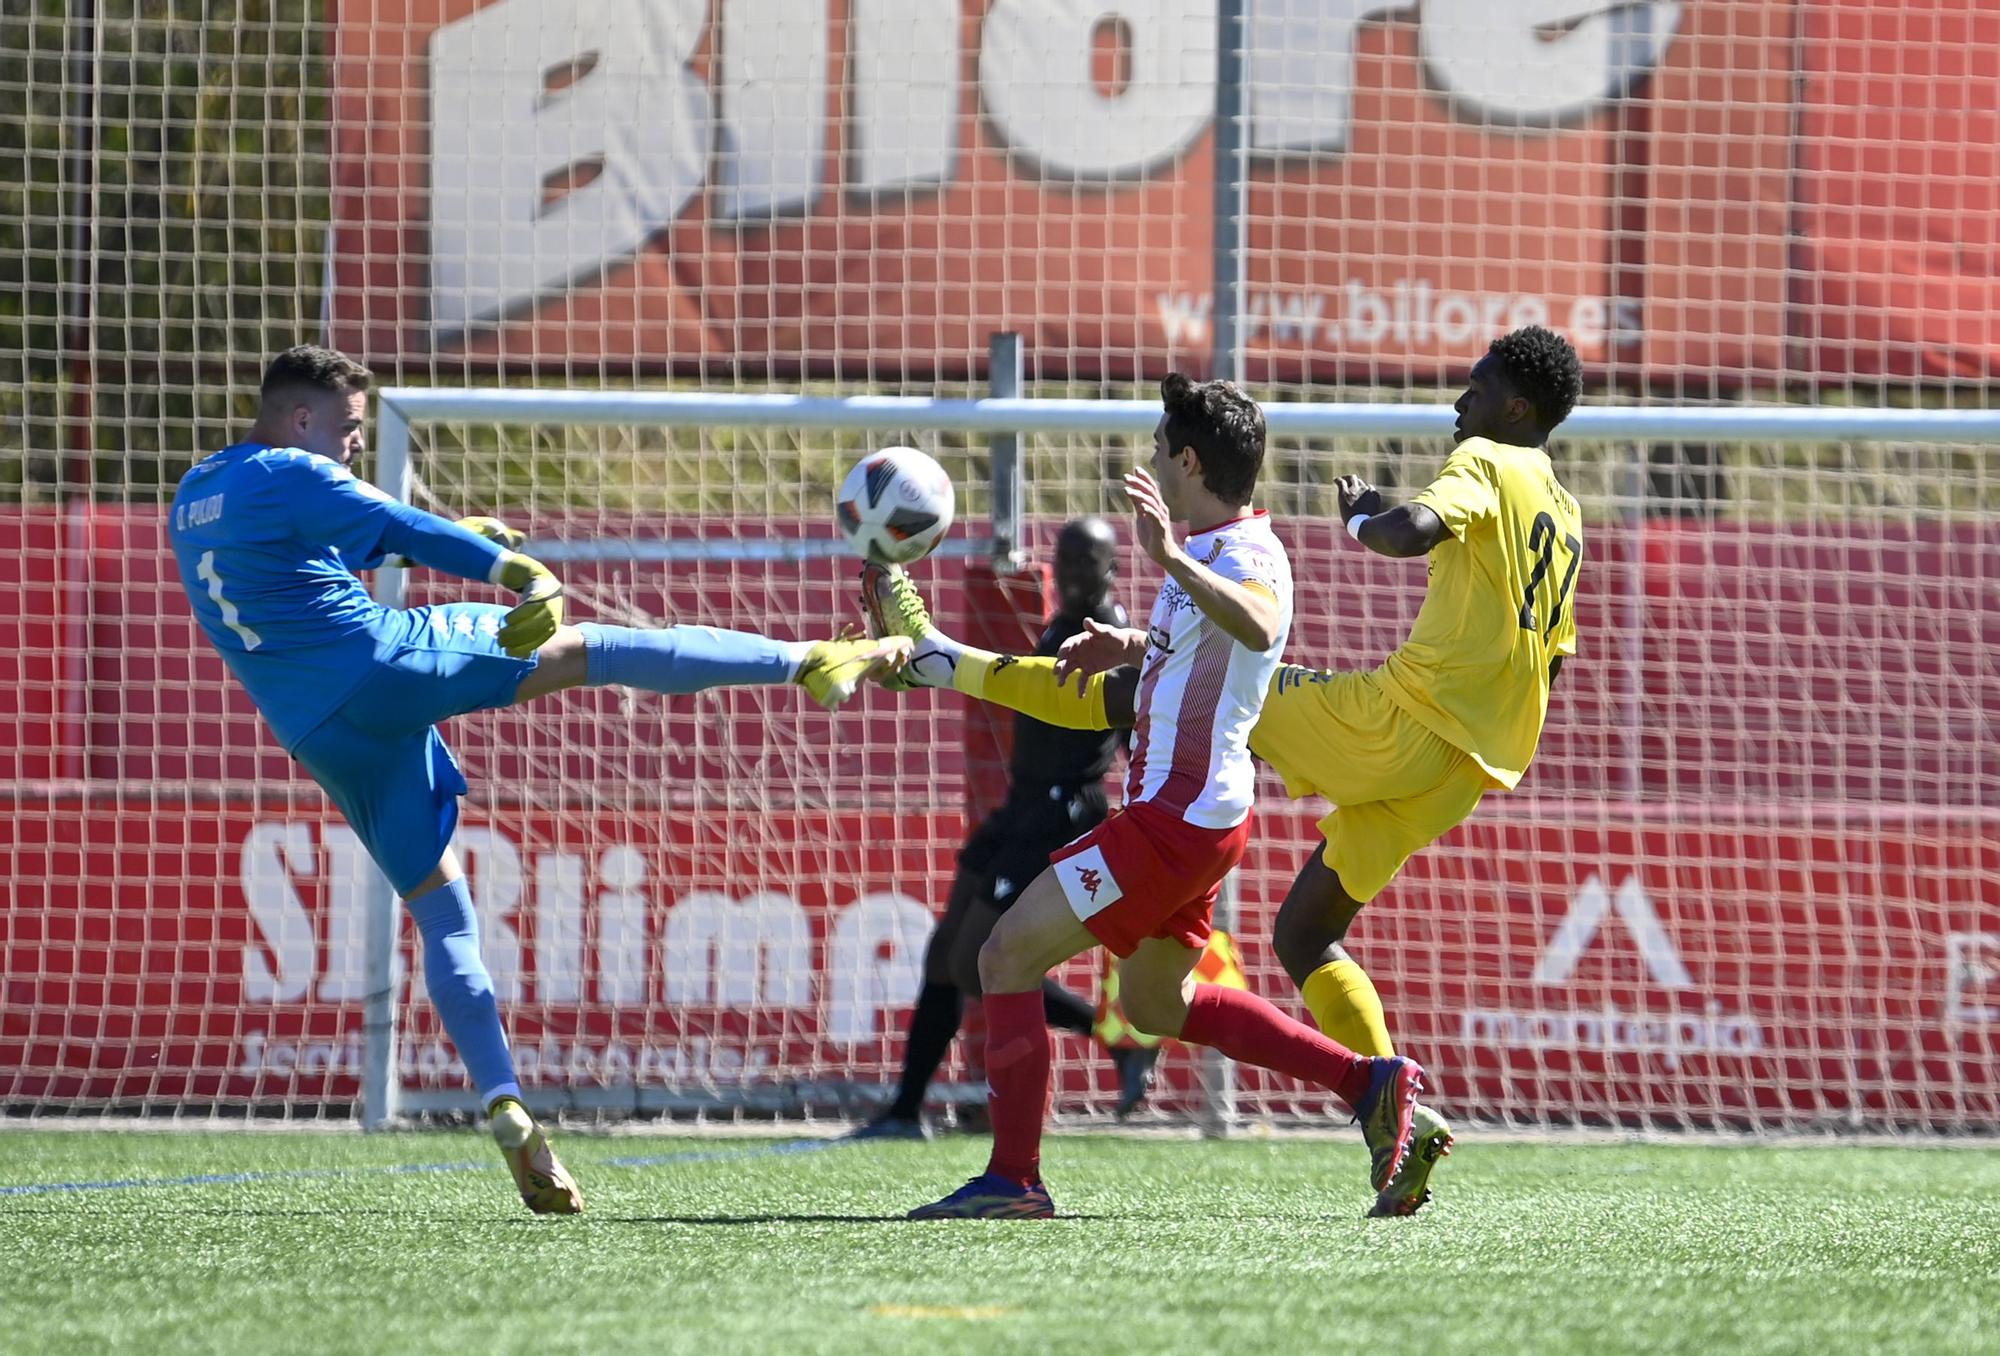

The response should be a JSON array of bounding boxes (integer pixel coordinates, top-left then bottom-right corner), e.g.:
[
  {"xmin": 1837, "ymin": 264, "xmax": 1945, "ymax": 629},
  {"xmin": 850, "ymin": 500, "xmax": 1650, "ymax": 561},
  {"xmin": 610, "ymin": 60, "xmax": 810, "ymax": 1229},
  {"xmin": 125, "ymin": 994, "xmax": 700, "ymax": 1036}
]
[
  {"xmin": 1, "ymin": 0, "xmax": 332, "ymax": 501},
  {"xmin": 0, "ymin": 0, "xmax": 73, "ymax": 496}
]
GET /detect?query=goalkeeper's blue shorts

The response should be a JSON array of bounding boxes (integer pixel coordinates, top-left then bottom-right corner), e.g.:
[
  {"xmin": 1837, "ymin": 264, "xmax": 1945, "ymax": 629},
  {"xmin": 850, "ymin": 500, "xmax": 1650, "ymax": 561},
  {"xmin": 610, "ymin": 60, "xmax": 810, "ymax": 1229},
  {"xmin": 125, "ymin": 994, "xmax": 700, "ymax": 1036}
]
[{"xmin": 293, "ymin": 602, "xmax": 537, "ymax": 895}]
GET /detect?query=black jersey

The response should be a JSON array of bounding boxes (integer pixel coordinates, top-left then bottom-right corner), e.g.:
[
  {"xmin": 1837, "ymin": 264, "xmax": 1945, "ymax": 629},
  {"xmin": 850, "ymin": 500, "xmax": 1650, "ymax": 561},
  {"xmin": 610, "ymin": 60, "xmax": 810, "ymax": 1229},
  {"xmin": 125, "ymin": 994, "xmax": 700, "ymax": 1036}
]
[{"xmin": 1007, "ymin": 599, "xmax": 1128, "ymax": 788}]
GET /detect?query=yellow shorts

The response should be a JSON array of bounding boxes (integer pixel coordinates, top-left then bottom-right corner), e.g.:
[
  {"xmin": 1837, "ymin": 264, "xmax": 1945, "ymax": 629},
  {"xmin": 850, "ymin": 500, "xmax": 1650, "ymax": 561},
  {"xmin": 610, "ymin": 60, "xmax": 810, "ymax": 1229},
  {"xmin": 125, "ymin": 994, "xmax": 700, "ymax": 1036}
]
[{"xmin": 1249, "ymin": 664, "xmax": 1491, "ymax": 903}]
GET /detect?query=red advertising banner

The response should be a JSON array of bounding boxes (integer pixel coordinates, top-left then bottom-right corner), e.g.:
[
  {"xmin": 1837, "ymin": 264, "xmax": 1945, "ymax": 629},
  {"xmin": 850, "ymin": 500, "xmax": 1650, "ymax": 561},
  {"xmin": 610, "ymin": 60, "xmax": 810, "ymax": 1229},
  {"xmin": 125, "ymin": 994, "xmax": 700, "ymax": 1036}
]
[
  {"xmin": 15, "ymin": 508, "xmax": 1990, "ymax": 807},
  {"xmin": 5, "ymin": 799, "xmax": 1995, "ymax": 1126},
  {"xmin": 1354, "ymin": 806, "xmax": 2000, "ymax": 1128},
  {"xmin": 1795, "ymin": 0, "xmax": 2000, "ymax": 380},
  {"xmin": 1, "ymin": 802, "xmax": 965, "ymax": 1107},
  {"xmin": 1636, "ymin": 0, "xmax": 1794, "ymax": 381},
  {"xmin": 0, "ymin": 510, "xmax": 76, "ymax": 785},
  {"xmin": 6, "ymin": 504, "xmax": 1992, "ymax": 1126},
  {"xmin": 326, "ymin": 0, "xmax": 2000, "ymax": 385}
]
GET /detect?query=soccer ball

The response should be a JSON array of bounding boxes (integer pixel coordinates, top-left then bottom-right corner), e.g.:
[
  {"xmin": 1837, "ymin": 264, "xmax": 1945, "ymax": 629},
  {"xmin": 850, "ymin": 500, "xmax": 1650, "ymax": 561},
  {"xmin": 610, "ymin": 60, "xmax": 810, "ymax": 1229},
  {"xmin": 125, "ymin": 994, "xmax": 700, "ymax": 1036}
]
[{"xmin": 835, "ymin": 446, "xmax": 955, "ymax": 565}]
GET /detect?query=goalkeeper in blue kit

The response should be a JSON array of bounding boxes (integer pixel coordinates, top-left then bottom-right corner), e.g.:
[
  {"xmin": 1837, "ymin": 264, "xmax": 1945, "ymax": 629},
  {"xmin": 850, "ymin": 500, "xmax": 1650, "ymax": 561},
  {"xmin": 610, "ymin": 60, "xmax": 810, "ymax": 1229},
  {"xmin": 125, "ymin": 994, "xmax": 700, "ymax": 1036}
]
[{"xmin": 169, "ymin": 345, "xmax": 907, "ymax": 1214}]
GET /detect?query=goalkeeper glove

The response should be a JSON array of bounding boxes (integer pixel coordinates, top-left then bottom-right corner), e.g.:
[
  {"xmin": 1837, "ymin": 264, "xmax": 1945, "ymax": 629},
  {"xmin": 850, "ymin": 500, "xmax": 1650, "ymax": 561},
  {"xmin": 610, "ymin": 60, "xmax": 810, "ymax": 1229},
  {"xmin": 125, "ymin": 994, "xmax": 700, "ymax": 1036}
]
[
  {"xmin": 494, "ymin": 551, "xmax": 565, "ymax": 658},
  {"xmin": 394, "ymin": 516, "xmax": 529, "ymax": 568},
  {"xmin": 456, "ymin": 515, "xmax": 528, "ymax": 551}
]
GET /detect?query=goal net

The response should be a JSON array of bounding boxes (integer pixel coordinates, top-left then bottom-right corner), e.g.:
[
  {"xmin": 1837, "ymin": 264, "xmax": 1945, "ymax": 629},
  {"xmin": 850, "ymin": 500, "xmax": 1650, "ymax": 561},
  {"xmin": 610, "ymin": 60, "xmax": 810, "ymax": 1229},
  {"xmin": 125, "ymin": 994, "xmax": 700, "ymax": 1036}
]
[
  {"xmin": 382, "ymin": 394, "xmax": 2000, "ymax": 1132},
  {"xmin": 3, "ymin": 0, "xmax": 1997, "ymax": 1133}
]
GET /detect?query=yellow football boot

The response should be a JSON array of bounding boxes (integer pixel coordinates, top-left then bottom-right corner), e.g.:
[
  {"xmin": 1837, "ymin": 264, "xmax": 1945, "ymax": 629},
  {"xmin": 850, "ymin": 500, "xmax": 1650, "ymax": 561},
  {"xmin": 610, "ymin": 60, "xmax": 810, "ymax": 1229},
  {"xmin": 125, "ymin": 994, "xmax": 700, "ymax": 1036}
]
[{"xmin": 489, "ymin": 1097, "xmax": 583, "ymax": 1215}]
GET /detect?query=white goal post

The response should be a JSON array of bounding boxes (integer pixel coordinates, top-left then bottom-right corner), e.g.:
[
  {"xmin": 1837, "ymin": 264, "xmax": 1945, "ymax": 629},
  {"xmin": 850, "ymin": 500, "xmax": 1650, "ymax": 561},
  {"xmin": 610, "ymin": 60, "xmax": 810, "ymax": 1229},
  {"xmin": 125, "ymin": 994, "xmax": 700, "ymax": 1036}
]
[{"xmin": 356, "ymin": 387, "xmax": 2000, "ymax": 1134}]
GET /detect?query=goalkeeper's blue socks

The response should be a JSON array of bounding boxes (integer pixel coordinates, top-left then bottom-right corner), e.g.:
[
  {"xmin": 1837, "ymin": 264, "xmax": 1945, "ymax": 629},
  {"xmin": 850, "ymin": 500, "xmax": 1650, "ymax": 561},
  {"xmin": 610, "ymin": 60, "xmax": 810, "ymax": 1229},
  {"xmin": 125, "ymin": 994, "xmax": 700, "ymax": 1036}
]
[
  {"xmin": 405, "ymin": 877, "xmax": 521, "ymax": 1106},
  {"xmin": 577, "ymin": 622, "xmax": 810, "ymax": 694}
]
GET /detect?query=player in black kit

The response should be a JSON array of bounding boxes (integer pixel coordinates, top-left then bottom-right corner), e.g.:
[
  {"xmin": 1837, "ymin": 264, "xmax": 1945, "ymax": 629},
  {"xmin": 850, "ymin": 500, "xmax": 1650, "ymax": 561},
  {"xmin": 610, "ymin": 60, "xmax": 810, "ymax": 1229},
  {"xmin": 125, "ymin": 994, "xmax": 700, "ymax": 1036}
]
[{"xmin": 855, "ymin": 517, "xmax": 1152, "ymax": 1137}]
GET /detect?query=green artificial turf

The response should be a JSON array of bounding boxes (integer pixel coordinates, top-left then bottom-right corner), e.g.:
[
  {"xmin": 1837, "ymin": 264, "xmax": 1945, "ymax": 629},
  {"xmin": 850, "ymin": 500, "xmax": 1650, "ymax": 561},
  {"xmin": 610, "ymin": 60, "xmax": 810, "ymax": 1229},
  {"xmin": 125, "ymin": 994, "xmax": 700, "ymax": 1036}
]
[{"xmin": 3, "ymin": 1129, "xmax": 1996, "ymax": 1356}]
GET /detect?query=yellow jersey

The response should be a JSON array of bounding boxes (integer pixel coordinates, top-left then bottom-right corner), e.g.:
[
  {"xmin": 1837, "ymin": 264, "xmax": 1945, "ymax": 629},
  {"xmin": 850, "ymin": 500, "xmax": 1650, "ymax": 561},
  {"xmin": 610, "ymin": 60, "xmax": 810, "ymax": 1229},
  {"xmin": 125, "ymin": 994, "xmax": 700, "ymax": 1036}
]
[{"xmin": 1375, "ymin": 436, "xmax": 1583, "ymax": 790}]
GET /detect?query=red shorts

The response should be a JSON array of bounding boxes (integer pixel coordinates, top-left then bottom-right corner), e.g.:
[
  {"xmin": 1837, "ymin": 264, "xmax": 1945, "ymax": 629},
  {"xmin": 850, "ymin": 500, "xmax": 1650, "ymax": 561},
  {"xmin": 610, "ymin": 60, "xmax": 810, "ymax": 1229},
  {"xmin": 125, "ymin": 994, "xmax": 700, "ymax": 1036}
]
[{"xmin": 1047, "ymin": 799, "xmax": 1252, "ymax": 957}]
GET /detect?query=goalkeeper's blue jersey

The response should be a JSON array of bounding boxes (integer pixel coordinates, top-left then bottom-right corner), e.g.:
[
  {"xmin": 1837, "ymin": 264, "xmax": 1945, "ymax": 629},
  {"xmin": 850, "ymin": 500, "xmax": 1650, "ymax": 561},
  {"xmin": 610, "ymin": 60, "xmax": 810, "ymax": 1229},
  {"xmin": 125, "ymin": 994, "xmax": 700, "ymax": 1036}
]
[{"xmin": 168, "ymin": 442, "xmax": 508, "ymax": 750}]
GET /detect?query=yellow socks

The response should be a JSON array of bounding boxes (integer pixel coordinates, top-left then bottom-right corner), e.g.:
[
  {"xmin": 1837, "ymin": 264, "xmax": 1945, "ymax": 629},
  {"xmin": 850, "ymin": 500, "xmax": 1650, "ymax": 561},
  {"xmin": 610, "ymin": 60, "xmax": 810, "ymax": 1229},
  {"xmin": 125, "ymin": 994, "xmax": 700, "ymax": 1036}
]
[
  {"xmin": 954, "ymin": 653, "xmax": 1112, "ymax": 732},
  {"xmin": 1300, "ymin": 958, "xmax": 1393, "ymax": 1057}
]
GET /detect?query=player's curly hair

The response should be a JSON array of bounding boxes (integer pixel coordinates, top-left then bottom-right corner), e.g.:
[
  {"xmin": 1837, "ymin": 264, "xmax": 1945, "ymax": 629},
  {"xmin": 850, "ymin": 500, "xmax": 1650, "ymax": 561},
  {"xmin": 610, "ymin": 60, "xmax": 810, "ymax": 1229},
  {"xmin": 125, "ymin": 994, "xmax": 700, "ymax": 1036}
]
[
  {"xmin": 1487, "ymin": 326, "xmax": 1582, "ymax": 431},
  {"xmin": 1160, "ymin": 372, "xmax": 1266, "ymax": 505},
  {"xmin": 261, "ymin": 344, "xmax": 372, "ymax": 401}
]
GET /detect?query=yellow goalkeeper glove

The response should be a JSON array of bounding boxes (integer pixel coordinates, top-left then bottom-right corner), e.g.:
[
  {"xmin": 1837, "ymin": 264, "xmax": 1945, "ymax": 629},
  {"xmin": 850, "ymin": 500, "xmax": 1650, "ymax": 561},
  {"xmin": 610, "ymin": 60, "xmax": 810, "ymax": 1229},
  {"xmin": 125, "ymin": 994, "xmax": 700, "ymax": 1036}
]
[
  {"xmin": 494, "ymin": 551, "xmax": 565, "ymax": 658},
  {"xmin": 393, "ymin": 516, "xmax": 529, "ymax": 568},
  {"xmin": 456, "ymin": 516, "xmax": 528, "ymax": 551}
]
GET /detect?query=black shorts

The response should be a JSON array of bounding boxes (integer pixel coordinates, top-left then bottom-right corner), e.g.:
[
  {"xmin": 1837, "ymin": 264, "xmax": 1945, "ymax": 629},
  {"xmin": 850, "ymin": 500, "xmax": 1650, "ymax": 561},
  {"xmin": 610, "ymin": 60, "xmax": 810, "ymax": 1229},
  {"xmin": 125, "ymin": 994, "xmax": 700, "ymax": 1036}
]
[{"xmin": 957, "ymin": 781, "xmax": 1112, "ymax": 909}]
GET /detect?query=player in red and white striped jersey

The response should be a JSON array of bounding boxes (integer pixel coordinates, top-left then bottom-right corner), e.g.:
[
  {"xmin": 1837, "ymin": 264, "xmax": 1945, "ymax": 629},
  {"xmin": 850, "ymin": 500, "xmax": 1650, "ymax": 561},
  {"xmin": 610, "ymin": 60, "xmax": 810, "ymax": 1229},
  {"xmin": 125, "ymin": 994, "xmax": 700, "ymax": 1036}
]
[
  {"xmin": 865, "ymin": 374, "xmax": 1423, "ymax": 1220},
  {"xmin": 1120, "ymin": 506, "xmax": 1288, "ymax": 832}
]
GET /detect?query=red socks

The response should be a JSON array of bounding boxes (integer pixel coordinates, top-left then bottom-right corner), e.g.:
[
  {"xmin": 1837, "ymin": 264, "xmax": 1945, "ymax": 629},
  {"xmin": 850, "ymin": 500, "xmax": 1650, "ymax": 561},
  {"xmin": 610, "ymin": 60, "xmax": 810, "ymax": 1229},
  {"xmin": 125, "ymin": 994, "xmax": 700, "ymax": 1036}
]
[
  {"xmin": 1180, "ymin": 984, "xmax": 1373, "ymax": 1109},
  {"xmin": 983, "ymin": 984, "xmax": 1372, "ymax": 1184},
  {"xmin": 982, "ymin": 989, "xmax": 1053, "ymax": 1185}
]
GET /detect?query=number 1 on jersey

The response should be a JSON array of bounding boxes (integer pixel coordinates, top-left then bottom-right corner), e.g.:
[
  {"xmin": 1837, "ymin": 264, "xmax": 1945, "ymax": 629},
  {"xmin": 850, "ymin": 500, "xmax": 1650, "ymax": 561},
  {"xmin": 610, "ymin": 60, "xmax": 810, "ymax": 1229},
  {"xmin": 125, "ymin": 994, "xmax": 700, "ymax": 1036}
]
[
  {"xmin": 197, "ymin": 549, "xmax": 265, "ymax": 651},
  {"xmin": 1517, "ymin": 512, "xmax": 1581, "ymax": 637}
]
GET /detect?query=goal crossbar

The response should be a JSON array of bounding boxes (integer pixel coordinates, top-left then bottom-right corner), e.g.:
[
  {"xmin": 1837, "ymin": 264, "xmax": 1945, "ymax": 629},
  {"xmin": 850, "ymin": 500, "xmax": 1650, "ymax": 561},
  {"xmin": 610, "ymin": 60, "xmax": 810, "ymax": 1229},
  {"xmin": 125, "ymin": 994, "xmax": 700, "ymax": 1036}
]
[{"xmin": 377, "ymin": 387, "xmax": 2000, "ymax": 448}]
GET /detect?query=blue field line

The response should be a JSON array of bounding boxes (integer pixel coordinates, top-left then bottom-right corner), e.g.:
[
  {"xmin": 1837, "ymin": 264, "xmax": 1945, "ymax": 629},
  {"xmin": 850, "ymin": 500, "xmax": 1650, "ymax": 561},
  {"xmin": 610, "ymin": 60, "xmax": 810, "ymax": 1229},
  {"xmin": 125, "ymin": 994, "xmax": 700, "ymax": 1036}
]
[{"xmin": 1, "ymin": 1136, "xmax": 856, "ymax": 1199}]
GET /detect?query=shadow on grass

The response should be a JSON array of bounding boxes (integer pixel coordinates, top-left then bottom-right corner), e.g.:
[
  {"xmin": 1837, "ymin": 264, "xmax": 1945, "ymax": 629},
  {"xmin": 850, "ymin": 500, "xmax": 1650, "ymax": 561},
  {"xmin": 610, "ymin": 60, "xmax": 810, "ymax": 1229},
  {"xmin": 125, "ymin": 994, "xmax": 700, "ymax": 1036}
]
[{"xmin": 600, "ymin": 1224, "xmax": 1120, "ymax": 1232}]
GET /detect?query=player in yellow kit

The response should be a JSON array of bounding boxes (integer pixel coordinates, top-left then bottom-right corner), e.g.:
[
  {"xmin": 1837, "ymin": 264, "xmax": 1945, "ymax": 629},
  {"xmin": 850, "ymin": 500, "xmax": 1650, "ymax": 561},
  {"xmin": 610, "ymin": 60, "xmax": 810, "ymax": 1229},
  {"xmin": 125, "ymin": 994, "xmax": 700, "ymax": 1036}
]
[{"xmin": 1253, "ymin": 324, "xmax": 1584, "ymax": 1215}]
